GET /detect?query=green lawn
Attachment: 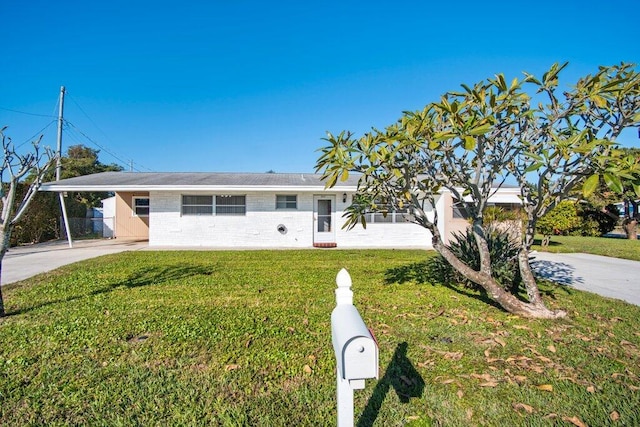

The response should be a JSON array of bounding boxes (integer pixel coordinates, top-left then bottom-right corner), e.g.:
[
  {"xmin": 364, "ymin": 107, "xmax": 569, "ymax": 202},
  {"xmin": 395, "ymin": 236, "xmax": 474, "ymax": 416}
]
[
  {"xmin": 1, "ymin": 250, "xmax": 639, "ymax": 426},
  {"xmin": 533, "ymin": 235, "xmax": 640, "ymax": 261}
]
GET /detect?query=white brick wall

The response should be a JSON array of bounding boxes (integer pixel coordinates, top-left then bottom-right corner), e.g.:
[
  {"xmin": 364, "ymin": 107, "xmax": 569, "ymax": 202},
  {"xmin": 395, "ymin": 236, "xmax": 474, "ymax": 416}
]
[
  {"xmin": 334, "ymin": 197, "xmax": 440, "ymax": 249},
  {"xmin": 148, "ymin": 191, "xmax": 436, "ymax": 249}
]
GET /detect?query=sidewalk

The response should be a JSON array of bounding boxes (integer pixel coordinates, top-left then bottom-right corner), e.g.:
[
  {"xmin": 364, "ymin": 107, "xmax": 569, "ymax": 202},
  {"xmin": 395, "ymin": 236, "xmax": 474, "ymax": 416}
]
[
  {"xmin": 1, "ymin": 239, "xmax": 147, "ymax": 286},
  {"xmin": 530, "ymin": 251, "xmax": 640, "ymax": 306}
]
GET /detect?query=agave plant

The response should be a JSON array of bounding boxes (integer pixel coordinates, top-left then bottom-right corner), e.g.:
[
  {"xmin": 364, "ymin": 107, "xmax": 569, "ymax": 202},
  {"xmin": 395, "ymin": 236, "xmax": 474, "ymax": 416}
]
[{"xmin": 428, "ymin": 226, "xmax": 522, "ymax": 294}]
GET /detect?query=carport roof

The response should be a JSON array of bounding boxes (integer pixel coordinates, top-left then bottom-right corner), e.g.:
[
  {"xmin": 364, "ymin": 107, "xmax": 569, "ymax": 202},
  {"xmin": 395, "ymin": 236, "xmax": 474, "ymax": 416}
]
[{"xmin": 40, "ymin": 171, "xmax": 361, "ymax": 192}]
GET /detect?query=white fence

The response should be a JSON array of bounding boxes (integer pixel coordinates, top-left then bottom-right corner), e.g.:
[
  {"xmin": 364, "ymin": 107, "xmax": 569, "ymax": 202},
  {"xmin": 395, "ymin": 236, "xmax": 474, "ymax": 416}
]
[{"xmin": 61, "ymin": 216, "xmax": 115, "ymax": 239}]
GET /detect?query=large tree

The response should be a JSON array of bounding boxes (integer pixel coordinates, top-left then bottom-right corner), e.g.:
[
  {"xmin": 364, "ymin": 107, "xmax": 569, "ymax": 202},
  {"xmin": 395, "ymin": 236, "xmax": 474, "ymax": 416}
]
[
  {"xmin": 11, "ymin": 145, "xmax": 124, "ymax": 246},
  {"xmin": 316, "ymin": 63, "xmax": 640, "ymax": 319},
  {"xmin": 43, "ymin": 144, "xmax": 123, "ymax": 208},
  {"xmin": 0, "ymin": 127, "xmax": 55, "ymax": 316},
  {"xmin": 614, "ymin": 148, "xmax": 640, "ymax": 239}
]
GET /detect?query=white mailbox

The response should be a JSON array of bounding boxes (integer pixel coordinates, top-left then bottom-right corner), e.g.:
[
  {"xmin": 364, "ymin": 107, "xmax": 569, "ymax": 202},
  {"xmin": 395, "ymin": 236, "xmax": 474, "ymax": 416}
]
[
  {"xmin": 331, "ymin": 304, "xmax": 379, "ymax": 385},
  {"xmin": 331, "ymin": 268, "xmax": 379, "ymax": 426}
]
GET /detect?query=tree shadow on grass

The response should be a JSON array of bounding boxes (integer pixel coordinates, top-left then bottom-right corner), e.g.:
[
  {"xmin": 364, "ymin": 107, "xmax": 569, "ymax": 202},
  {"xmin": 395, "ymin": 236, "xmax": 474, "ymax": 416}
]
[
  {"xmin": 357, "ymin": 342, "xmax": 425, "ymax": 427},
  {"xmin": 384, "ymin": 261, "xmax": 432, "ymax": 286},
  {"xmin": 384, "ymin": 258, "xmax": 573, "ymax": 309},
  {"xmin": 384, "ymin": 261, "xmax": 503, "ymax": 310},
  {"xmin": 529, "ymin": 258, "xmax": 582, "ymax": 287},
  {"xmin": 8, "ymin": 264, "xmax": 215, "ymax": 316},
  {"xmin": 532, "ymin": 238, "xmax": 564, "ymax": 247},
  {"xmin": 529, "ymin": 257, "xmax": 581, "ymax": 299}
]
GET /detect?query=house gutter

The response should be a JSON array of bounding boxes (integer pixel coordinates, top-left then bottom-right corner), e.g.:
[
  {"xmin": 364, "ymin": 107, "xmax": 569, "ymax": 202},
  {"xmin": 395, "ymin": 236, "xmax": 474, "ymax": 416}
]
[{"xmin": 39, "ymin": 184, "xmax": 359, "ymax": 193}]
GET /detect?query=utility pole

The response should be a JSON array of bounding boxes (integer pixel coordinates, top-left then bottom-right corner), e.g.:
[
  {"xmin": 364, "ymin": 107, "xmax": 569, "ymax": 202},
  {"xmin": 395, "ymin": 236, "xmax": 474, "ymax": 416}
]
[{"xmin": 56, "ymin": 86, "xmax": 73, "ymax": 248}]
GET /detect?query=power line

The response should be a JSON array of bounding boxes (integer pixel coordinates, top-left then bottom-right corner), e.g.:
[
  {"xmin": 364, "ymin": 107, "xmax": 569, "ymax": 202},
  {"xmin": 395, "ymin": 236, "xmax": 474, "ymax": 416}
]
[
  {"xmin": 0, "ymin": 106, "xmax": 57, "ymax": 118},
  {"xmin": 64, "ymin": 121, "xmax": 132, "ymax": 170},
  {"xmin": 16, "ymin": 119, "xmax": 57, "ymax": 149},
  {"xmin": 65, "ymin": 92, "xmax": 154, "ymax": 172},
  {"xmin": 66, "ymin": 93, "xmax": 110, "ymax": 141},
  {"xmin": 4, "ymin": 95, "xmax": 61, "ymax": 149},
  {"xmin": 64, "ymin": 120, "xmax": 153, "ymax": 172},
  {"xmin": 1, "ymin": 94, "xmax": 154, "ymax": 172}
]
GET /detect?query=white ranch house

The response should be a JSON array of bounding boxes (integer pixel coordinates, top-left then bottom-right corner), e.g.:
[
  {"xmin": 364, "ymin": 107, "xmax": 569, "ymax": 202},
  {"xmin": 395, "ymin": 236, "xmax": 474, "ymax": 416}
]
[{"xmin": 40, "ymin": 172, "xmax": 522, "ymax": 248}]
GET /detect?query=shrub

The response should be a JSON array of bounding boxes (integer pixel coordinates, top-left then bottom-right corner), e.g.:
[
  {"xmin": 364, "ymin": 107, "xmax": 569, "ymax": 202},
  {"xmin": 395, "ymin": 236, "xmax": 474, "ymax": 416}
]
[
  {"xmin": 537, "ymin": 201, "xmax": 620, "ymax": 243},
  {"xmin": 483, "ymin": 206, "xmax": 524, "ymax": 223},
  {"xmin": 10, "ymin": 185, "xmax": 87, "ymax": 246},
  {"xmin": 11, "ymin": 191, "xmax": 60, "ymax": 245},
  {"xmin": 428, "ymin": 226, "xmax": 522, "ymax": 294},
  {"xmin": 578, "ymin": 204, "xmax": 619, "ymax": 236},
  {"xmin": 536, "ymin": 200, "xmax": 581, "ymax": 239}
]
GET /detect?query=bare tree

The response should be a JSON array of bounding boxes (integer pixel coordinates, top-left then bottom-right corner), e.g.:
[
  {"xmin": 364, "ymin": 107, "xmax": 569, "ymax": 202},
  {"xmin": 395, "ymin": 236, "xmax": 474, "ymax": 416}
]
[{"xmin": 0, "ymin": 127, "xmax": 55, "ymax": 316}]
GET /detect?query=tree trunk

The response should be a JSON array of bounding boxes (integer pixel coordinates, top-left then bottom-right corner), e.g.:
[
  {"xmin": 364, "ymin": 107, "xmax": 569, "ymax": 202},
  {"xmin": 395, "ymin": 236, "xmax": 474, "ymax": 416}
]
[
  {"xmin": 623, "ymin": 218, "xmax": 638, "ymax": 240},
  {"xmin": 0, "ymin": 269, "xmax": 5, "ymax": 317},
  {"xmin": 518, "ymin": 249, "xmax": 544, "ymax": 306},
  {"xmin": 0, "ymin": 226, "xmax": 11, "ymax": 317},
  {"xmin": 623, "ymin": 200, "xmax": 638, "ymax": 240},
  {"xmin": 540, "ymin": 235, "xmax": 549, "ymax": 247},
  {"xmin": 0, "ymin": 252, "xmax": 6, "ymax": 317},
  {"xmin": 432, "ymin": 236, "xmax": 566, "ymax": 319}
]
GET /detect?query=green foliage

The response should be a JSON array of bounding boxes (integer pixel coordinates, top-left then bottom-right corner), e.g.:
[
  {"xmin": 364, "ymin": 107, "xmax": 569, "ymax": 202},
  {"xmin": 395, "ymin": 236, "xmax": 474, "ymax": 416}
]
[
  {"xmin": 578, "ymin": 203, "xmax": 619, "ymax": 236},
  {"xmin": 316, "ymin": 62, "xmax": 640, "ymax": 316},
  {"xmin": 59, "ymin": 145, "xmax": 123, "ymax": 209},
  {"xmin": 37, "ymin": 144, "xmax": 123, "ymax": 209},
  {"xmin": 483, "ymin": 206, "xmax": 524, "ymax": 224},
  {"xmin": 14, "ymin": 144, "xmax": 117, "ymax": 246},
  {"xmin": 1, "ymin": 250, "xmax": 639, "ymax": 425},
  {"xmin": 317, "ymin": 63, "xmax": 640, "ymax": 234},
  {"xmin": 536, "ymin": 201, "xmax": 581, "ymax": 237},
  {"xmin": 10, "ymin": 185, "xmax": 86, "ymax": 246},
  {"xmin": 10, "ymin": 190, "xmax": 59, "ymax": 245},
  {"xmin": 537, "ymin": 201, "xmax": 619, "ymax": 240},
  {"xmin": 428, "ymin": 227, "xmax": 522, "ymax": 294},
  {"xmin": 586, "ymin": 148, "xmax": 640, "ymax": 200}
]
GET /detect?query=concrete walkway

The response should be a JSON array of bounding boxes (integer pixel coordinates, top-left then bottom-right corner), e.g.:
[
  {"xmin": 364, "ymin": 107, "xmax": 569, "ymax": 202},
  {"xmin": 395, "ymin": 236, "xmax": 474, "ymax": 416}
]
[
  {"xmin": 1, "ymin": 239, "xmax": 147, "ymax": 286},
  {"xmin": 530, "ymin": 251, "xmax": 640, "ymax": 306}
]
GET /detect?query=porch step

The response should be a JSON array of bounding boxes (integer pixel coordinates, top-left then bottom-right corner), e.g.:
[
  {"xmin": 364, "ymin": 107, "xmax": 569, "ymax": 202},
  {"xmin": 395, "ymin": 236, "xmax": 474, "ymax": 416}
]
[{"xmin": 313, "ymin": 242, "xmax": 337, "ymax": 248}]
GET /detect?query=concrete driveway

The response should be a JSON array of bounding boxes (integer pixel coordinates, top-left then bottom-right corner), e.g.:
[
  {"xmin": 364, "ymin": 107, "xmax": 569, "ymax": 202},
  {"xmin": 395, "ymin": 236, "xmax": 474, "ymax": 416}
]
[
  {"xmin": 530, "ymin": 251, "xmax": 640, "ymax": 306},
  {"xmin": 1, "ymin": 239, "xmax": 147, "ymax": 286}
]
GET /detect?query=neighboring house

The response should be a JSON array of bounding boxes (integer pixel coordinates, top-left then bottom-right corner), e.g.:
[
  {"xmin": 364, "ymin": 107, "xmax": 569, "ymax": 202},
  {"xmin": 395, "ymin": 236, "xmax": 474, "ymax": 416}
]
[{"xmin": 40, "ymin": 172, "xmax": 522, "ymax": 249}]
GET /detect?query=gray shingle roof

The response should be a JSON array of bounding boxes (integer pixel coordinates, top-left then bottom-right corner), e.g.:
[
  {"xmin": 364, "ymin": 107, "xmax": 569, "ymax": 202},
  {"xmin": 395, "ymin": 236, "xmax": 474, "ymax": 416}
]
[{"xmin": 40, "ymin": 171, "xmax": 361, "ymax": 191}]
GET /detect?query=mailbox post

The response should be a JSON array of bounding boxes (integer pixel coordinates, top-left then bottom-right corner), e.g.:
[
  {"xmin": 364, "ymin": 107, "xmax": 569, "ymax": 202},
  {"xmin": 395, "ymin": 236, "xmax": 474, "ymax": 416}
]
[{"xmin": 331, "ymin": 268, "xmax": 378, "ymax": 427}]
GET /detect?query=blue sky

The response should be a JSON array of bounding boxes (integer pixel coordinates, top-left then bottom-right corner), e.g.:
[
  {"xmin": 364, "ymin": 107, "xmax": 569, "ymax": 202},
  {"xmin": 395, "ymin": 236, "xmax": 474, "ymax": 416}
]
[{"xmin": 1, "ymin": 1, "xmax": 639, "ymax": 173}]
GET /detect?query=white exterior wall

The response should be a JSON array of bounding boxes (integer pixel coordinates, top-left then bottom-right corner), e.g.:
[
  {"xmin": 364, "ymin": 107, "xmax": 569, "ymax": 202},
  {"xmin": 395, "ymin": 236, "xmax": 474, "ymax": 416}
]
[
  {"xmin": 149, "ymin": 191, "xmax": 314, "ymax": 247},
  {"xmin": 148, "ymin": 191, "xmax": 438, "ymax": 249},
  {"xmin": 335, "ymin": 195, "xmax": 443, "ymax": 249},
  {"xmin": 335, "ymin": 222, "xmax": 432, "ymax": 248}
]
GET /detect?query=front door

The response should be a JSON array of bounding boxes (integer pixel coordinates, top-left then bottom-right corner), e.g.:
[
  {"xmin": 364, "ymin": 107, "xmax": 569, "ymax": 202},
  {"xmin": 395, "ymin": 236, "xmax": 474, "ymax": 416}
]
[{"xmin": 313, "ymin": 195, "xmax": 336, "ymax": 246}]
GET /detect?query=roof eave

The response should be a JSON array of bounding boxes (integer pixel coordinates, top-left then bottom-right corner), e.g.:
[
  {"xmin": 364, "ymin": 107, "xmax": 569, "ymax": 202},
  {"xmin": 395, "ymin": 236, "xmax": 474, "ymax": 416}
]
[{"xmin": 39, "ymin": 184, "xmax": 359, "ymax": 193}]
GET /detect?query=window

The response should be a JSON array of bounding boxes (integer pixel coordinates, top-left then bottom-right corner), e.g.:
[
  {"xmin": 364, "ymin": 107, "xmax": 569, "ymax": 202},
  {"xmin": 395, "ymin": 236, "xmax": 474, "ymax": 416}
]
[
  {"xmin": 452, "ymin": 200, "xmax": 470, "ymax": 219},
  {"xmin": 182, "ymin": 195, "xmax": 213, "ymax": 215},
  {"xmin": 367, "ymin": 203, "xmax": 412, "ymax": 224},
  {"xmin": 133, "ymin": 197, "xmax": 150, "ymax": 217},
  {"xmin": 276, "ymin": 195, "xmax": 297, "ymax": 209},
  {"xmin": 181, "ymin": 195, "xmax": 246, "ymax": 216},
  {"xmin": 216, "ymin": 195, "xmax": 246, "ymax": 215}
]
